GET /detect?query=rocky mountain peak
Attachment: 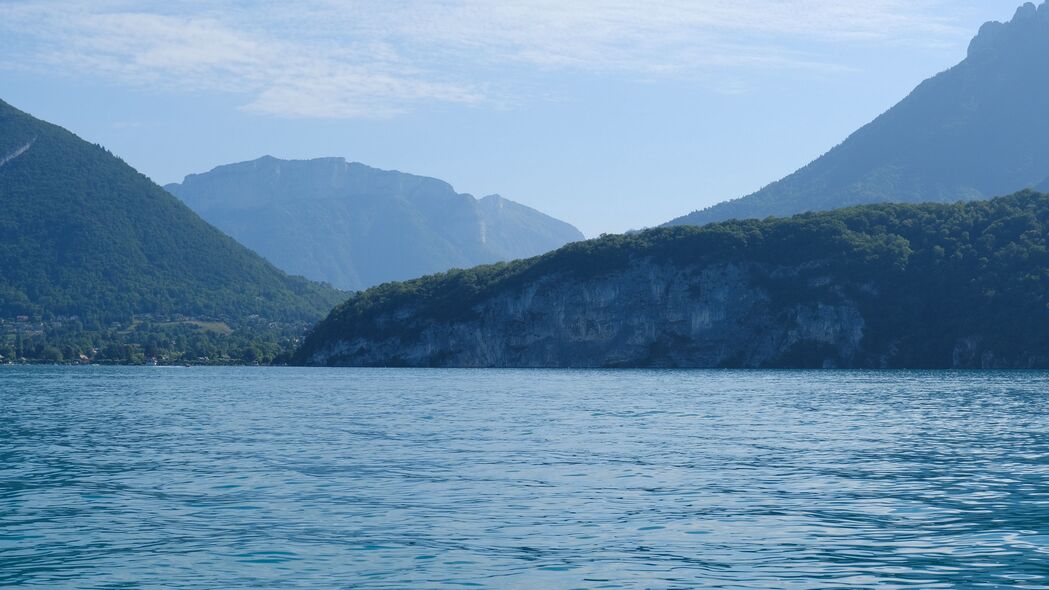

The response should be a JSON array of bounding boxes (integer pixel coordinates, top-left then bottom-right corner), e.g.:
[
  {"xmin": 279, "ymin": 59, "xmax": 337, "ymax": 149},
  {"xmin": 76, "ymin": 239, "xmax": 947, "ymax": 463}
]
[
  {"xmin": 968, "ymin": 1, "xmax": 1049, "ymax": 58},
  {"xmin": 664, "ymin": 0, "xmax": 1049, "ymax": 228}
]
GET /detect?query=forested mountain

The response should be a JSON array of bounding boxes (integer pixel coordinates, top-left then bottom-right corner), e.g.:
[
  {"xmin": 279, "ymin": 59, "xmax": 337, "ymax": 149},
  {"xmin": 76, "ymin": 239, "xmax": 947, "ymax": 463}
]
[
  {"xmin": 0, "ymin": 99, "xmax": 343, "ymax": 363},
  {"xmin": 297, "ymin": 190, "xmax": 1049, "ymax": 369},
  {"xmin": 667, "ymin": 1, "xmax": 1049, "ymax": 227},
  {"xmin": 166, "ymin": 157, "xmax": 584, "ymax": 291}
]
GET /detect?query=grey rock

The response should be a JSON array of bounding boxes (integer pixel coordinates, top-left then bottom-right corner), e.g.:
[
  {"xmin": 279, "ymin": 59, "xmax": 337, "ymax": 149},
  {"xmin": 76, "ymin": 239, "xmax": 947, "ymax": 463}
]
[{"xmin": 302, "ymin": 260, "xmax": 867, "ymax": 368}]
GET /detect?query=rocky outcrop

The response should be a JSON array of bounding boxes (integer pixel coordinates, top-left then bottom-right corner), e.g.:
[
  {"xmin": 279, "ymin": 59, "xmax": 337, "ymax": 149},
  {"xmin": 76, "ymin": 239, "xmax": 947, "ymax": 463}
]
[
  {"xmin": 303, "ymin": 260, "xmax": 866, "ymax": 368},
  {"xmin": 969, "ymin": 1, "xmax": 1049, "ymax": 58},
  {"xmin": 296, "ymin": 191, "xmax": 1049, "ymax": 369}
]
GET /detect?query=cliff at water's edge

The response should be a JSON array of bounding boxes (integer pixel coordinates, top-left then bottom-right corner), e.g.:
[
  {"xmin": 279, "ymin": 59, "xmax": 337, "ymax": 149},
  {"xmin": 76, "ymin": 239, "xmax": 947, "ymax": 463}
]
[{"xmin": 296, "ymin": 192, "xmax": 1049, "ymax": 369}]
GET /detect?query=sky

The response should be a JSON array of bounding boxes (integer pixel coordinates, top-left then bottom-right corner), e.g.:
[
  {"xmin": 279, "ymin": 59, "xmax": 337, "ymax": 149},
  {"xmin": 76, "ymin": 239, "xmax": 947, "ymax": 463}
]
[{"xmin": 0, "ymin": 0, "xmax": 1029, "ymax": 236}]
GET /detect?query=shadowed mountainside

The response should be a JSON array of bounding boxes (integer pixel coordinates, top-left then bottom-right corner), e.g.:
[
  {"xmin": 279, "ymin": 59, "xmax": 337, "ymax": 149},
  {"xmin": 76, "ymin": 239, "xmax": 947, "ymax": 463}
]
[{"xmin": 667, "ymin": 1, "xmax": 1049, "ymax": 227}]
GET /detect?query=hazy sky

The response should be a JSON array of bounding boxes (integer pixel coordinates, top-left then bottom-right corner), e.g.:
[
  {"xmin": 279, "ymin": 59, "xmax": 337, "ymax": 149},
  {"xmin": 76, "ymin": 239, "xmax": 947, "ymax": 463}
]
[{"xmin": 0, "ymin": 0, "xmax": 1028, "ymax": 236}]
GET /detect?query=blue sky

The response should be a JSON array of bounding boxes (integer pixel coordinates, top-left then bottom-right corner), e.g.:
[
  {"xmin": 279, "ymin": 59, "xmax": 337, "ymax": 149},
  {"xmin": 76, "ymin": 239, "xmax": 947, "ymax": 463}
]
[{"xmin": 0, "ymin": 0, "xmax": 1028, "ymax": 236}]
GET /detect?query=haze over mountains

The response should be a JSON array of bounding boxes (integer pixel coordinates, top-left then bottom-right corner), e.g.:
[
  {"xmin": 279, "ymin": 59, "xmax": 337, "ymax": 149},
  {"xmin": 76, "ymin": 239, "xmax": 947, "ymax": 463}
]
[
  {"xmin": 667, "ymin": 1, "xmax": 1049, "ymax": 227},
  {"xmin": 166, "ymin": 157, "xmax": 584, "ymax": 291}
]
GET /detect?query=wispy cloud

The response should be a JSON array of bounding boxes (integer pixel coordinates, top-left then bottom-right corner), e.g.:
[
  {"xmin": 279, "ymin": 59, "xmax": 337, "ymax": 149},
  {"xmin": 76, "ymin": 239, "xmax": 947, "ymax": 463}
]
[
  {"xmin": 0, "ymin": 2, "xmax": 482, "ymax": 117},
  {"xmin": 0, "ymin": 0, "xmax": 993, "ymax": 118}
]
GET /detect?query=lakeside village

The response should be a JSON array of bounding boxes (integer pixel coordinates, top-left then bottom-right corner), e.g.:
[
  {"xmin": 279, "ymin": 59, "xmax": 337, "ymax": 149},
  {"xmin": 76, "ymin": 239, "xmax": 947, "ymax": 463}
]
[{"xmin": 0, "ymin": 313, "xmax": 310, "ymax": 366}]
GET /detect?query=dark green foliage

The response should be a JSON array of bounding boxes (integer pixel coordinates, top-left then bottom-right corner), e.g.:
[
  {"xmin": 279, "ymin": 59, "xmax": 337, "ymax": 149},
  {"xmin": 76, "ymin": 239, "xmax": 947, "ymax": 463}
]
[
  {"xmin": 297, "ymin": 191, "xmax": 1049, "ymax": 368},
  {"xmin": 0, "ymin": 98, "xmax": 345, "ymax": 361}
]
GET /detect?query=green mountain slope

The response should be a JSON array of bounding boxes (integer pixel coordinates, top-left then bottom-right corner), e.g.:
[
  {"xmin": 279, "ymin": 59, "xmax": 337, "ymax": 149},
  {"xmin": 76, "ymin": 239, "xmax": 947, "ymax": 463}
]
[
  {"xmin": 296, "ymin": 191, "xmax": 1049, "ymax": 369},
  {"xmin": 166, "ymin": 157, "xmax": 584, "ymax": 291},
  {"xmin": 667, "ymin": 1, "xmax": 1049, "ymax": 227},
  {"xmin": 0, "ymin": 99, "xmax": 343, "ymax": 362}
]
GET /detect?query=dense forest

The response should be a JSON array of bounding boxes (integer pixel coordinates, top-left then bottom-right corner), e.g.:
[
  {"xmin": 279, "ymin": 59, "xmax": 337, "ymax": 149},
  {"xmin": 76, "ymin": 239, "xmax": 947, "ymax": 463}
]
[
  {"xmin": 0, "ymin": 99, "xmax": 344, "ymax": 363},
  {"xmin": 297, "ymin": 191, "xmax": 1049, "ymax": 368}
]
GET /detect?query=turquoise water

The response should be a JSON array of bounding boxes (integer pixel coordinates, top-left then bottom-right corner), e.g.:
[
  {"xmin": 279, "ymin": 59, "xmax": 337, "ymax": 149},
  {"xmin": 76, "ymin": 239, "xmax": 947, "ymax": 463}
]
[{"xmin": 2, "ymin": 367, "xmax": 1049, "ymax": 588}]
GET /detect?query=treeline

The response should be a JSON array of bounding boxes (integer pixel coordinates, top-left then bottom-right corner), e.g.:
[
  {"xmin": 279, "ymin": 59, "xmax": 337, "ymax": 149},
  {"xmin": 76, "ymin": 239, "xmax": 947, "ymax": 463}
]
[{"xmin": 2, "ymin": 319, "xmax": 309, "ymax": 365}]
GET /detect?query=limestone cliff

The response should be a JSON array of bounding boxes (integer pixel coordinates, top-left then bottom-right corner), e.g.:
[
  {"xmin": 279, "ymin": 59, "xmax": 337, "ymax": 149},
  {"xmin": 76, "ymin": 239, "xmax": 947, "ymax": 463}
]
[
  {"xmin": 296, "ymin": 191, "xmax": 1049, "ymax": 369},
  {"xmin": 303, "ymin": 261, "xmax": 866, "ymax": 368}
]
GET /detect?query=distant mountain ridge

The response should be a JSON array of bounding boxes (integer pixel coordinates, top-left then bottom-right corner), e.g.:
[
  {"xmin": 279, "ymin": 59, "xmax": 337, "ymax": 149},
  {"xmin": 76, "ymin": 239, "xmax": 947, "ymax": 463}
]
[
  {"xmin": 667, "ymin": 1, "xmax": 1049, "ymax": 227},
  {"xmin": 166, "ymin": 157, "xmax": 584, "ymax": 291}
]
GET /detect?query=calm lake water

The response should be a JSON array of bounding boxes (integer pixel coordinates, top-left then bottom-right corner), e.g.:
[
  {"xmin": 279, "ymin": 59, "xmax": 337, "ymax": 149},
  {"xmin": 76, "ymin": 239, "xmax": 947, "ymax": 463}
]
[{"xmin": 2, "ymin": 367, "xmax": 1049, "ymax": 589}]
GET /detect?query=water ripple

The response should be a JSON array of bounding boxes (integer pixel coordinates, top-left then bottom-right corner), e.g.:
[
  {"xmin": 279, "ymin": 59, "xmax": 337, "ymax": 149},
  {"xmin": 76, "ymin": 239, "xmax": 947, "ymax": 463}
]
[{"xmin": 2, "ymin": 367, "xmax": 1049, "ymax": 588}]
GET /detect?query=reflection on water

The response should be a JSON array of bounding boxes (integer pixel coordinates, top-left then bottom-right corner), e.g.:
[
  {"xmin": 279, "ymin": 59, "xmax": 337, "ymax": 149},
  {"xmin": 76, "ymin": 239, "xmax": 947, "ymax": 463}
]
[{"xmin": 2, "ymin": 367, "xmax": 1049, "ymax": 588}]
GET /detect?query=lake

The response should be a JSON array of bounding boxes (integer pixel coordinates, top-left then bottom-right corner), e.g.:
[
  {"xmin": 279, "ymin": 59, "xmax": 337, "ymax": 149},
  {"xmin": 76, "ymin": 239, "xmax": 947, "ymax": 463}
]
[{"xmin": 2, "ymin": 367, "xmax": 1048, "ymax": 588}]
